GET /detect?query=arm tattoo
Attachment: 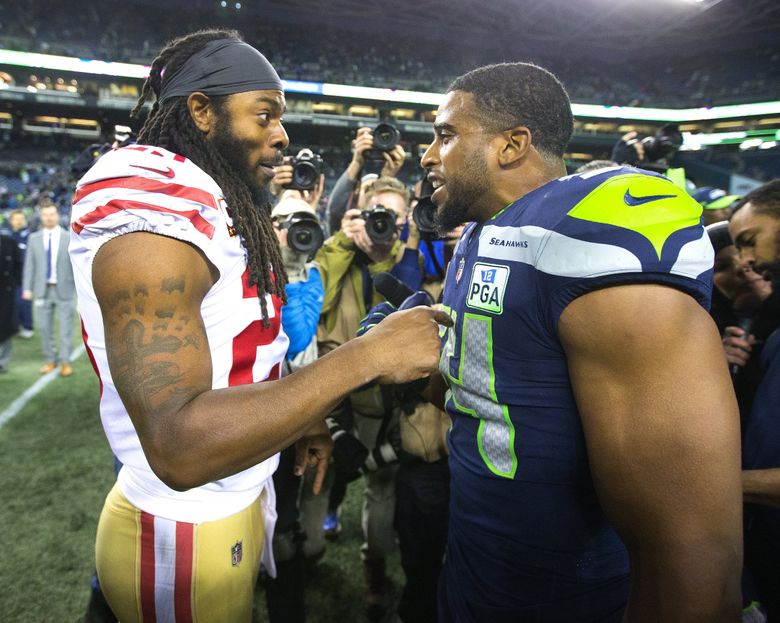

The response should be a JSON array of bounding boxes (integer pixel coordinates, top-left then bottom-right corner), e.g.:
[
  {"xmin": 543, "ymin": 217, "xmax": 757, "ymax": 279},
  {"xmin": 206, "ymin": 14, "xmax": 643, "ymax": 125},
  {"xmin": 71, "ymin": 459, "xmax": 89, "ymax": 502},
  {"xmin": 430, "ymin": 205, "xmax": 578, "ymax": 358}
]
[
  {"xmin": 161, "ymin": 276, "xmax": 185, "ymax": 294},
  {"xmin": 105, "ymin": 275, "xmax": 205, "ymax": 415}
]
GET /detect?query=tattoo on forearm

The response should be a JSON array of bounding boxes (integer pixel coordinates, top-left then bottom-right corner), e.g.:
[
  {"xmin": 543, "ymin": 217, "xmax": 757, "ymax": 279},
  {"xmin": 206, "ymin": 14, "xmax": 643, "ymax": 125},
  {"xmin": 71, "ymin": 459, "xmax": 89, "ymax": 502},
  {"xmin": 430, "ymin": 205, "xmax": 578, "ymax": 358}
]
[
  {"xmin": 107, "ymin": 289, "xmax": 130, "ymax": 308},
  {"xmin": 105, "ymin": 276, "xmax": 204, "ymax": 413},
  {"xmin": 161, "ymin": 276, "xmax": 185, "ymax": 294}
]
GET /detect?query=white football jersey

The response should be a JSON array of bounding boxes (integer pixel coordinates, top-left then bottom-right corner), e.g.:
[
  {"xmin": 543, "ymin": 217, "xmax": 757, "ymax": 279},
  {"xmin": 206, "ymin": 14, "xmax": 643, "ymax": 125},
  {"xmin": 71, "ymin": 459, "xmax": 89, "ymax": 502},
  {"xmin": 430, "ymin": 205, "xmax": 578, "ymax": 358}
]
[{"xmin": 70, "ymin": 144, "xmax": 289, "ymax": 527}]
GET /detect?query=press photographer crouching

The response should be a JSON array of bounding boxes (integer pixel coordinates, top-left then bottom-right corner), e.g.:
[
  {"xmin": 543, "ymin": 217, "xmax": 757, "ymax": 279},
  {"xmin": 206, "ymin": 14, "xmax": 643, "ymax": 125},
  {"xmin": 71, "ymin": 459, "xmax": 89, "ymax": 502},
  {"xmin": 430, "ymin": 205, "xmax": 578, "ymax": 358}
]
[
  {"xmin": 264, "ymin": 196, "xmax": 328, "ymax": 623},
  {"xmin": 315, "ymin": 176, "xmax": 419, "ymax": 618}
]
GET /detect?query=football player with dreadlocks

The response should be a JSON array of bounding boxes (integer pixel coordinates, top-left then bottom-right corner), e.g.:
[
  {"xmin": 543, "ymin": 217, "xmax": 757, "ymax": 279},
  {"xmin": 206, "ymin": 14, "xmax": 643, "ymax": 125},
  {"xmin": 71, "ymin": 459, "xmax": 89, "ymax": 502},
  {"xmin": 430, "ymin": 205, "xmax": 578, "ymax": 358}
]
[{"xmin": 70, "ymin": 29, "xmax": 450, "ymax": 622}]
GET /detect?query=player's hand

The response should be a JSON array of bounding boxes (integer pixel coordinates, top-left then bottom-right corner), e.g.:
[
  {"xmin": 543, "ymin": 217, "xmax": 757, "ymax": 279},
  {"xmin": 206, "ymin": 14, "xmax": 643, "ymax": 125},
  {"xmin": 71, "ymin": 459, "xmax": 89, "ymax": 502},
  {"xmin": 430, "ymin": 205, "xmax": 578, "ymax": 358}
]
[
  {"xmin": 356, "ymin": 301, "xmax": 397, "ymax": 337},
  {"xmin": 21, "ymin": 290, "xmax": 33, "ymax": 301},
  {"xmin": 380, "ymin": 145, "xmax": 406, "ymax": 178},
  {"xmin": 269, "ymin": 161, "xmax": 294, "ymax": 196},
  {"xmin": 294, "ymin": 419, "xmax": 333, "ymax": 495},
  {"xmin": 722, "ymin": 326, "xmax": 755, "ymax": 368},
  {"xmin": 360, "ymin": 306, "xmax": 453, "ymax": 384}
]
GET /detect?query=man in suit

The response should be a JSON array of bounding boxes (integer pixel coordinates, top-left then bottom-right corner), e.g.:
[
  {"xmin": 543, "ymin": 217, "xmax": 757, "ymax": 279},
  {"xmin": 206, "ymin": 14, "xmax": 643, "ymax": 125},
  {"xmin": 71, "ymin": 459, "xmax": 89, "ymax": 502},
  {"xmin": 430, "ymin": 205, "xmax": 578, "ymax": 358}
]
[{"xmin": 22, "ymin": 201, "xmax": 76, "ymax": 377}]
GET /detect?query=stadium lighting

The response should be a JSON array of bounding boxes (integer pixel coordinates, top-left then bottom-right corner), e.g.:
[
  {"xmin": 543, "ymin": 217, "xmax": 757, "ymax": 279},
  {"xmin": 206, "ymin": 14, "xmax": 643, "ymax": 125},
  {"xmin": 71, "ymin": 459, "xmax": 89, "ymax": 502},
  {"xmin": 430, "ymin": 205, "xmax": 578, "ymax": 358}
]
[
  {"xmin": 0, "ymin": 49, "xmax": 779, "ymax": 123},
  {"xmin": 739, "ymin": 138, "xmax": 763, "ymax": 150}
]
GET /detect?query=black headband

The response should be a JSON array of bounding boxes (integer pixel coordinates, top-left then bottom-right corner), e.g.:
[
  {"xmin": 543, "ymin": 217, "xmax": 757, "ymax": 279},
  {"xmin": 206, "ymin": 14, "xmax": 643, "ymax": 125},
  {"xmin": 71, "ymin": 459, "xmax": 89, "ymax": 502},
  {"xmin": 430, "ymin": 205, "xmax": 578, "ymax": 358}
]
[{"xmin": 158, "ymin": 39, "xmax": 282, "ymax": 104}]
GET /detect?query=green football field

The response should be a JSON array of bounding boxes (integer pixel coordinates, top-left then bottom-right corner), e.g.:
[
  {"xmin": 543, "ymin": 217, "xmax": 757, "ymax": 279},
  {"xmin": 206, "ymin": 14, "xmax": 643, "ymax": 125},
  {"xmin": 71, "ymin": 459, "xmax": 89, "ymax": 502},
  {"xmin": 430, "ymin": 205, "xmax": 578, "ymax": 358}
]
[{"xmin": 0, "ymin": 324, "xmax": 403, "ymax": 622}]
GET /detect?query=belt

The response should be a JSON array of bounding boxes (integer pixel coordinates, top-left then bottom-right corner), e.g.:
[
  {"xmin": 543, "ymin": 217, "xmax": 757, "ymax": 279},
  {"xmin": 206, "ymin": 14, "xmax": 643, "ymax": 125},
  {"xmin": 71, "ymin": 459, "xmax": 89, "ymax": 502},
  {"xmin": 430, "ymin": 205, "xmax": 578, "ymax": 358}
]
[{"xmin": 47, "ymin": 283, "xmax": 57, "ymax": 287}]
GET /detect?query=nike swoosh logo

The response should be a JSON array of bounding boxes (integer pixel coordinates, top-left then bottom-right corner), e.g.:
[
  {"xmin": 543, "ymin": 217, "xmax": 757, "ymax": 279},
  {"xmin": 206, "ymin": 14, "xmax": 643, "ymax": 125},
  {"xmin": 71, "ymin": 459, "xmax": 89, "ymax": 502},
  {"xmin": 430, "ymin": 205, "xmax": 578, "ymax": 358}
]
[
  {"xmin": 623, "ymin": 189, "xmax": 677, "ymax": 206},
  {"xmin": 130, "ymin": 164, "xmax": 175, "ymax": 179}
]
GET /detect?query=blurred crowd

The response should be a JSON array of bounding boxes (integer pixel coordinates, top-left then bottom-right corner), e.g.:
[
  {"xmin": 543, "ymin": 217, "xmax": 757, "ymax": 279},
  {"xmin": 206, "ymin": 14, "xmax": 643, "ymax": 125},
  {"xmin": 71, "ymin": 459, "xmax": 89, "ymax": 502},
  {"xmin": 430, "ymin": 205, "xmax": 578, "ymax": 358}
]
[{"xmin": 1, "ymin": 1, "xmax": 778, "ymax": 107}]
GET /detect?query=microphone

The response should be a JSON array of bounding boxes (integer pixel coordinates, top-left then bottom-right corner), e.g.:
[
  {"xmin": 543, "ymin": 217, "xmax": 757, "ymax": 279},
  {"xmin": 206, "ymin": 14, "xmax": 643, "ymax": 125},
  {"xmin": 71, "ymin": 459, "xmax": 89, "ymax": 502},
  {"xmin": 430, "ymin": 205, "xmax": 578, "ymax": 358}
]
[
  {"xmin": 374, "ymin": 272, "xmax": 433, "ymax": 309},
  {"xmin": 730, "ymin": 315, "xmax": 754, "ymax": 377}
]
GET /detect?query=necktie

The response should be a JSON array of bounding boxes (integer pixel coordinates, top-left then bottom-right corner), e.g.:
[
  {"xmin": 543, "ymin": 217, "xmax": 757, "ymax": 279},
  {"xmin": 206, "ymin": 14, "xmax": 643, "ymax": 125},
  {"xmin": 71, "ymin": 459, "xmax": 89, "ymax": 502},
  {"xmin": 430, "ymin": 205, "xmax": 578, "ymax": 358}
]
[{"xmin": 46, "ymin": 232, "xmax": 52, "ymax": 281}]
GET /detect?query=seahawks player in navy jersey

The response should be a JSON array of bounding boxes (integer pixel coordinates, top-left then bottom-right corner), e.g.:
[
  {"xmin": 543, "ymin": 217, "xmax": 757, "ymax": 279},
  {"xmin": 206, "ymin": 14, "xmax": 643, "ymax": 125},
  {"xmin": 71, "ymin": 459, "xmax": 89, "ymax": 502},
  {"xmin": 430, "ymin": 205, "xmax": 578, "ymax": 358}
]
[{"xmin": 421, "ymin": 63, "xmax": 742, "ymax": 622}]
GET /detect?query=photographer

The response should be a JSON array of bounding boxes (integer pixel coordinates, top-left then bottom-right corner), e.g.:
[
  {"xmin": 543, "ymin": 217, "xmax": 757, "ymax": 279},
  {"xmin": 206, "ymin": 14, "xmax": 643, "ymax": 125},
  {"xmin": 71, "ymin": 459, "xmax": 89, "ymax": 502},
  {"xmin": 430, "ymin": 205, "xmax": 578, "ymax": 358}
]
[
  {"xmin": 315, "ymin": 176, "xmax": 417, "ymax": 619},
  {"xmin": 611, "ymin": 125, "xmax": 687, "ymax": 188},
  {"xmin": 265, "ymin": 196, "xmax": 328, "ymax": 623},
  {"xmin": 728, "ymin": 181, "xmax": 780, "ymax": 619},
  {"xmin": 326, "ymin": 126, "xmax": 406, "ymax": 236}
]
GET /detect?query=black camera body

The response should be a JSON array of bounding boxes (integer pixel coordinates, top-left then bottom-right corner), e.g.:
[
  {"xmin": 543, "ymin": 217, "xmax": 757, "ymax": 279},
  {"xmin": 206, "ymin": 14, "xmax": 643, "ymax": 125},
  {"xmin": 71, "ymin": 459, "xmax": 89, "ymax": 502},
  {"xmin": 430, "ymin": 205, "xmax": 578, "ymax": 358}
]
[
  {"xmin": 612, "ymin": 124, "xmax": 683, "ymax": 172},
  {"xmin": 284, "ymin": 148, "xmax": 324, "ymax": 191},
  {"xmin": 413, "ymin": 177, "xmax": 441, "ymax": 240},
  {"xmin": 639, "ymin": 124, "xmax": 683, "ymax": 164},
  {"xmin": 279, "ymin": 211, "xmax": 324, "ymax": 255},
  {"xmin": 364, "ymin": 122, "xmax": 402, "ymax": 161},
  {"xmin": 361, "ymin": 204, "xmax": 397, "ymax": 244}
]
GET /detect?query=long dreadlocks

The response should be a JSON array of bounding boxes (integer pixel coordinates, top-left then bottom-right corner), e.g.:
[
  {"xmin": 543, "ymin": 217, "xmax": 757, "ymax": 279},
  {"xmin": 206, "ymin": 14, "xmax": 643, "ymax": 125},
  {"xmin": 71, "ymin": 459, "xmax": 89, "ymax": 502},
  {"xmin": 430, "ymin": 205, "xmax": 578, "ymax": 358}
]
[{"xmin": 130, "ymin": 29, "xmax": 287, "ymax": 322}]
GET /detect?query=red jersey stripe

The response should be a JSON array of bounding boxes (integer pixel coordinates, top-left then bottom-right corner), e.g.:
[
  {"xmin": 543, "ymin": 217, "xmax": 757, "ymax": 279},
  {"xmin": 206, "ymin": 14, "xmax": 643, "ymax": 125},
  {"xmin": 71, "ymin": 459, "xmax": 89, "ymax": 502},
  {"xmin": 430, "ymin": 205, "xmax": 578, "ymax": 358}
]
[
  {"xmin": 174, "ymin": 522, "xmax": 195, "ymax": 623},
  {"xmin": 73, "ymin": 176, "xmax": 219, "ymax": 210},
  {"xmin": 72, "ymin": 198, "xmax": 216, "ymax": 239},
  {"xmin": 80, "ymin": 318, "xmax": 103, "ymax": 399},
  {"xmin": 140, "ymin": 511, "xmax": 157, "ymax": 623}
]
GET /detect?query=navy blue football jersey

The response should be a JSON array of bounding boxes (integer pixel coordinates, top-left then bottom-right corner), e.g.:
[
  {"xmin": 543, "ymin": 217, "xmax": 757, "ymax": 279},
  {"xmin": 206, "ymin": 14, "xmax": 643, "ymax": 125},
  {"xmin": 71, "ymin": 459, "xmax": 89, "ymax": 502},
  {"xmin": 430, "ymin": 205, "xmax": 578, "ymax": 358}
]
[{"xmin": 438, "ymin": 166, "xmax": 713, "ymax": 608}]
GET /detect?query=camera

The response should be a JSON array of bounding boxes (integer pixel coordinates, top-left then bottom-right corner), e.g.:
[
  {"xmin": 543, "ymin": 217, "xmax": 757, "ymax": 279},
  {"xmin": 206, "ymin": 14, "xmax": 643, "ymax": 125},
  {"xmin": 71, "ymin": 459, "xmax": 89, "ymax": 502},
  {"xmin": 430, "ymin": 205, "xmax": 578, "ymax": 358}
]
[
  {"xmin": 278, "ymin": 211, "xmax": 325, "ymax": 255},
  {"xmin": 325, "ymin": 416, "xmax": 402, "ymax": 483},
  {"xmin": 612, "ymin": 124, "xmax": 683, "ymax": 172},
  {"xmin": 284, "ymin": 148, "xmax": 324, "ymax": 191},
  {"xmin": 373, "ymin": 122, "xmax": 401, "ymax": 151},
  {"xmin": 361, "ymin": 204, "xmax": 397, "ymax": 244},
  {"xmin": 640, "ymin": 124, "xmax": 683, "ymax": 164},
  {"xmin": 364, "ymin": 122, "xmax": 401, "ymax": 161},
  {"xmin": 413, "ymin": 177, "xmax": 440, "ymax": 239}
]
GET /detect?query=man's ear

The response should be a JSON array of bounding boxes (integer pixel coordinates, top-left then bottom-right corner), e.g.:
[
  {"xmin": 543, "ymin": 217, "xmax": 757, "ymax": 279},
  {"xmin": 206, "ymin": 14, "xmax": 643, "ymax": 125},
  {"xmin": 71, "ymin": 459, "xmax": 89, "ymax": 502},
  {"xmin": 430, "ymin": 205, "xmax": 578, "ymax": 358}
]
[
  {"xmin": 497, "ymin": 126, "xmax": 533, "ymax": 168},
  {"xmin": 187, "ymin": 92, "xmax": 216, "ymax": 134}
]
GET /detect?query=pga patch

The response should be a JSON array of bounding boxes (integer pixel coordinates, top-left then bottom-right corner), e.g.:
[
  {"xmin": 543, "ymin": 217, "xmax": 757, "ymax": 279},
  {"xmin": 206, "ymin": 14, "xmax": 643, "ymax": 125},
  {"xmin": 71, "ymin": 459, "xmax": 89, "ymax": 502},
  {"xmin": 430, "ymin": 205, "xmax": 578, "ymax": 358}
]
[{"xmin": 466, "ymin": 263, "xmax": 509, "ymax": 314}]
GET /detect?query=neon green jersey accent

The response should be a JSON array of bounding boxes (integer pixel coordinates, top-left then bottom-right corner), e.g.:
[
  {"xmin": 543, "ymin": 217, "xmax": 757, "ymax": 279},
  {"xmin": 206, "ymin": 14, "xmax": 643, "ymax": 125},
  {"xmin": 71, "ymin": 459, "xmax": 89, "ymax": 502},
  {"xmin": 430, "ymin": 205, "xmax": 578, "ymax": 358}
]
[{"xmin": 567, "ymin": 173, "xmax": 702, "ymax": 260}]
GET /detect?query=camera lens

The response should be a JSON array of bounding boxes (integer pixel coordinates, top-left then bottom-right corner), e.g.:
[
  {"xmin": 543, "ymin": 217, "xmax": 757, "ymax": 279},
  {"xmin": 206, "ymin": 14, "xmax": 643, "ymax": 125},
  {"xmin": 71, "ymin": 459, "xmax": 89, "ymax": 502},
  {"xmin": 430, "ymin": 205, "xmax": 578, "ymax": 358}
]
[
  {"xmin": 372, "ymin": 123, "xmax": 401, "ymax": 151},
  {"xmin": 413, "ymin": 198, "xmax": 438, "ymax": 236},
  {"xmin": 292, "ymin": 160, "xmax": 318, "ymax": 190},
  {"xmin": 285, "ymin": 213, "xmax": 324, "ymax": 255},
  {"xmin": 364, "ymin": 207, "xmax": 397, "ymax": 243}
]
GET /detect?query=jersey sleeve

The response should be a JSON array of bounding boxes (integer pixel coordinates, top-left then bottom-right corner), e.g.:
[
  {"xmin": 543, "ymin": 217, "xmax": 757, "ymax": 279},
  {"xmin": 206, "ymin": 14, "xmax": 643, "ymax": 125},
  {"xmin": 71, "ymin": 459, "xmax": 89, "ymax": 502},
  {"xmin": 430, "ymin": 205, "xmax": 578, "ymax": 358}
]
[
  {"xmin": 70, "ymin": 146, "xmax": 225, "ymax": 267},
  {"xmin": 535, "ymin": 171, "xmax": 714, "ymax": 334}
]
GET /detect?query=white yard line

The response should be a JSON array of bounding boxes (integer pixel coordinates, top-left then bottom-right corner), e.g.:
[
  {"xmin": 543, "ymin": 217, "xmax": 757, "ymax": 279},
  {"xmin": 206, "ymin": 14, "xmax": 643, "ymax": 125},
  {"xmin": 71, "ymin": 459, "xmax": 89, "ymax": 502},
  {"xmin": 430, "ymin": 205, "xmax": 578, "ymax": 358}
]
[{"xmin": 0, "ymin": 345, "xmax": 86, "ymax": 430}]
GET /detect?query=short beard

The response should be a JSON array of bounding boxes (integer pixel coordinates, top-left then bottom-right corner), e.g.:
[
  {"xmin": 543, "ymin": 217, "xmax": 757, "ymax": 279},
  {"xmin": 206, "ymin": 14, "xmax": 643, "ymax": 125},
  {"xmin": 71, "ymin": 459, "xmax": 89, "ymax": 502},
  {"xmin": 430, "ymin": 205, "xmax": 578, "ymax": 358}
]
[
  {"xmin": 761, "ymin": 230, "xmax": 780, "ymax": 290},
  {"xmin": 434, "ymin": 150, "xmax": 490, "ymax": 235},
  {"xmin": 210, "ymin": 115, "xmax": 275, "ymax": 214}
]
